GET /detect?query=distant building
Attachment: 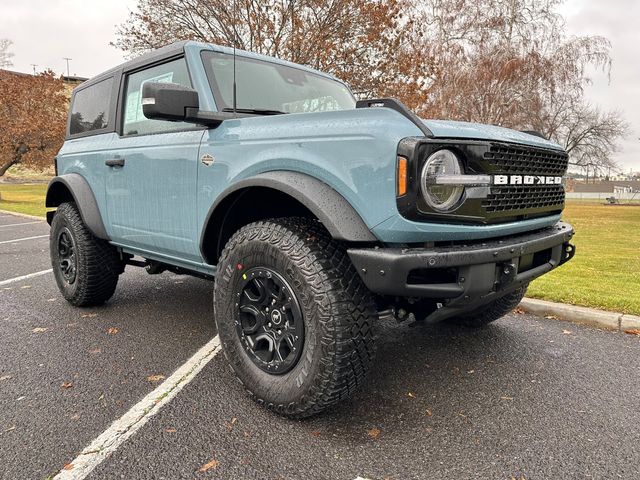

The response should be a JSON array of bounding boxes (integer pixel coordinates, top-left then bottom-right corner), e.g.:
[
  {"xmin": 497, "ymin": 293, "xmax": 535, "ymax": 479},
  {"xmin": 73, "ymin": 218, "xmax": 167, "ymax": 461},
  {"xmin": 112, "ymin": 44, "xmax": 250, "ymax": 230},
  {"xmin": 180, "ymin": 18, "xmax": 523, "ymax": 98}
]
[
  {"xmin": 573, "ymin": 180, "xmax": 640, "ymax": 193},
  {"xmin": 0, "ymin": 69, "xmax": 87, "ymax": 96}
]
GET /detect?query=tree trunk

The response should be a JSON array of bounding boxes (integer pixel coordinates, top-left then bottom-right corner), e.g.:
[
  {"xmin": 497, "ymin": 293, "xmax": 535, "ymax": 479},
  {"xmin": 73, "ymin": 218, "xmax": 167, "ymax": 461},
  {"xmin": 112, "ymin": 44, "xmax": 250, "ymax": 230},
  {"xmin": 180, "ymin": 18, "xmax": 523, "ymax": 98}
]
[{"xmin": 0, "ymin": 158, "xmax": 16, "ymax": 177}]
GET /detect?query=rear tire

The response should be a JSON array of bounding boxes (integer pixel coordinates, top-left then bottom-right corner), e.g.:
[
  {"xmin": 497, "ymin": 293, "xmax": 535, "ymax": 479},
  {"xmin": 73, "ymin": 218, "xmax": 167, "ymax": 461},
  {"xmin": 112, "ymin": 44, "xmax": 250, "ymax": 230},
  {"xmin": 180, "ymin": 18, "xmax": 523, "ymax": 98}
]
[
  {"xmin": 446, "ymin": 286, "xmax": 527, "ymax": 328},
  {"xmin": 50, "ymin": 202, "xmax": 121, "ymax": 307},
  {"xmin": 214, "ymin": 218, "xmax": 377, "ymax": 418}
]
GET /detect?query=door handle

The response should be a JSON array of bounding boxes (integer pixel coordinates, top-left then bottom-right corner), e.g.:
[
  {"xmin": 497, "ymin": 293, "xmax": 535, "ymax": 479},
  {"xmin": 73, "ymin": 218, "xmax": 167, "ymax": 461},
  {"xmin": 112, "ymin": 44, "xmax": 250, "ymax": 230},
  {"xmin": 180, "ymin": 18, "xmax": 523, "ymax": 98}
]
[{"xmin": 105, "ymin": 158, "xmax": 125, "ymax": 167}]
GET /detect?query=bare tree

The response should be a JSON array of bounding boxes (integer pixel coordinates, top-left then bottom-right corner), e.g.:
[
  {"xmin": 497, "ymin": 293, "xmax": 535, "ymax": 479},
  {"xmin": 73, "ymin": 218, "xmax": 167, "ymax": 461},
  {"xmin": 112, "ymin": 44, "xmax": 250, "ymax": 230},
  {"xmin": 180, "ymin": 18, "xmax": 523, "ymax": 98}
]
[
  {"xmin": 406, "ymin": 0, "xmax": 627, "ymax": 167},
  {"xmin": 0, "ymin": 39, "xmax": 14, "ymax": 68}
]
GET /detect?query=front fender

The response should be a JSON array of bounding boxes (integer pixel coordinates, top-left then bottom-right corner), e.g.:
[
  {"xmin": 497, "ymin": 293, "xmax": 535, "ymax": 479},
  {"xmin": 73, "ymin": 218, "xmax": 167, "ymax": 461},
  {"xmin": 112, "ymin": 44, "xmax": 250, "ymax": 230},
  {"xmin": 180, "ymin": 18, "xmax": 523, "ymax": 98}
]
[
  {"xmin": 46, "ymin": 173, "xmax": 109, "ymax": 240},
  {"xmin": 200, "ymin": 171, "xmax": 377, "ymax": 261}
]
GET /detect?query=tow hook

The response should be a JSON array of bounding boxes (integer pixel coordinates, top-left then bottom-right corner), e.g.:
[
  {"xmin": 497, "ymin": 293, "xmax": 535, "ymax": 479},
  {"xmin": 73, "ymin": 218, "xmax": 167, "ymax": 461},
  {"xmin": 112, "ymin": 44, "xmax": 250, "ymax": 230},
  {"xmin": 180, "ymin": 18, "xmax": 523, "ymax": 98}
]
[{"xmin": 499, "ymin": 262, "xmax": 517, "ymax": 287}]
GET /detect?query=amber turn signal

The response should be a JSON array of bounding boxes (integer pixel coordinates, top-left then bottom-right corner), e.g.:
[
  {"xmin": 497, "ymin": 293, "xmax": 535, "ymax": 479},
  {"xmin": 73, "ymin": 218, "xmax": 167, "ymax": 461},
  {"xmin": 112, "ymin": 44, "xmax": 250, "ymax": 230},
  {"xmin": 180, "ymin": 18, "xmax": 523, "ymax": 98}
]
[{"xmin": 397, "ymin": 156, "xmax": 407, "ymax": 196}]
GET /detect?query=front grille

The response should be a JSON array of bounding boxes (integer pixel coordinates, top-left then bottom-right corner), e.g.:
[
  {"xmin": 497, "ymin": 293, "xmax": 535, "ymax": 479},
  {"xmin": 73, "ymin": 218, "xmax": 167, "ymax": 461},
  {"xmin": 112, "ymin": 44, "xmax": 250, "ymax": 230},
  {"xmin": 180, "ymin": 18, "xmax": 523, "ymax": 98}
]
[
  {"xmin": 484, "ymin": 144, "xmax": 568, "ymax": 175},
  {"xmin": 482, "ymin": 185, "xmax": 565, "ymax": 213}
]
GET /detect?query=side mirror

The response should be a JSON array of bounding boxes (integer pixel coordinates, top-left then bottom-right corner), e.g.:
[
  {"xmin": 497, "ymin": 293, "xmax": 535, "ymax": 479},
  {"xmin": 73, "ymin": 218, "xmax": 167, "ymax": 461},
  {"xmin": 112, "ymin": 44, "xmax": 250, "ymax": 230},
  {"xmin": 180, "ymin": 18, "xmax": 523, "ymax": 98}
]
[{"xmin": 141, "ymin": 82, "xmax": 199, "ymax": 122}]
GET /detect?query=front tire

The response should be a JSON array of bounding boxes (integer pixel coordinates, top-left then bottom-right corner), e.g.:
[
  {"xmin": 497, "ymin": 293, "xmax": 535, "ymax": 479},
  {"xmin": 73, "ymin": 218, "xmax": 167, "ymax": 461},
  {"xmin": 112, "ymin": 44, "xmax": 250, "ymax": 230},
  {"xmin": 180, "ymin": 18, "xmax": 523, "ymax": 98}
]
[
  {"xmin": 50, "ymin": 202, "xmax": 121, "ymax": 307},
  {"xmin": 446, "ymin": 285, "xmax": 528, "ymax": 328},
  {"xmin": 214, "ymin": 218, "xmax": 377, "ymax": 418}
]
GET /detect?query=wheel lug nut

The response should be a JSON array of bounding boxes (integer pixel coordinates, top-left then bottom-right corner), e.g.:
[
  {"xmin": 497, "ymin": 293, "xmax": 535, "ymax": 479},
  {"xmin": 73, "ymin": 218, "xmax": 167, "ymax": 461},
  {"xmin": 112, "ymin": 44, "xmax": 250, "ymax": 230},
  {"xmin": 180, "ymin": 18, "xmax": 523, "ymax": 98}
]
[{"xmin": 268, "ymin": 322, "xmax": 272, "ymax": 327}]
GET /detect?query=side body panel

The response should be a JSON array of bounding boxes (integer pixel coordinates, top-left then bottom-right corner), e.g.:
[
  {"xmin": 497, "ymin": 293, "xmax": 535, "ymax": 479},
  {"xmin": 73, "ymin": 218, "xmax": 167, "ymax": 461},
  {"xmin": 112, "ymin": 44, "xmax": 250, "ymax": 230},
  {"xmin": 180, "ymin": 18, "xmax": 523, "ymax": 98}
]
[{"xmin": 104, "ymin": 130, "xmax": 205, "ymax": 262}]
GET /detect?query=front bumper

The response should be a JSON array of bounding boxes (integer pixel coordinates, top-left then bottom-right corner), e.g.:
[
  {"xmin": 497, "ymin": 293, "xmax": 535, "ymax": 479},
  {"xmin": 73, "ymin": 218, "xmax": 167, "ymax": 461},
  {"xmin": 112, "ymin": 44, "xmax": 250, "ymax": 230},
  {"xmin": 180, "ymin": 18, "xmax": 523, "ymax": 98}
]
[{"xmin": 348, "ymin": 221, "xmax": 575, "ymax": 321}]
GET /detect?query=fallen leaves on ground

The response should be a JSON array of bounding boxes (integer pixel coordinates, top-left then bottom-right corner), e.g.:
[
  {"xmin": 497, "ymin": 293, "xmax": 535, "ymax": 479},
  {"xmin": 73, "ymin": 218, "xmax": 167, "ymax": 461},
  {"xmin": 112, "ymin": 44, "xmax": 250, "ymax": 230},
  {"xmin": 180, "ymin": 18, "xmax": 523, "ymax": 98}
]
[
  {"xmin": 88, "ymin": 348, "xmax": 101, "ymax": 354},
  {"xmin": 367, "ymin": 427, "xmax": 381, "ymax": 439},
  {"xmin": 81, "ymin": 313, "xmax": 97, "ymax": 318},
  {"xmin": 225, "ymin": 416, "xmax": 237, "ymax": 432},
  {"xmin": 624, "ymin": 329, "xmax": 640, "ymax": 336},
  {"xmin": 501, "ymin": 396, "xmax": 514, "ymax": 401},
  {"xmin": 32, "ymin": 327, "xmax": 47, "ymax": 333},
  {"xmin": 107, "ymin": 327, "xmax": 119, "ymax": 335},
  {"xmin": 62, "ymin": 464, "xmax": 74, "ymax": 471},
  {"xmin": 61, "ymin": 382, "xmax": 73, "ymax": 389},
  {"xmin": 562, "ymin": 329, "xmax": 572, "ymax": 335},
  {"xmin": 310, "ymin": 430, "xmax": 321, "ymax": 437},
  {"xmin": 407, "ymin": 392, "xmax": 416, "ymax": 398},
  {"xmin": 20, "ymin": 285, "xmax": 31, "ymax": 289},
  {"xmin": 545, "ymin": 315, "xmax": 559, "ymax": 320},
  {"xmin": 164, "ymin": 428, "xmax": 177, "ymax": 433},
  {"xmin": 425, "ymin": 408, "xmax": 432, "ymax": 416},
  {"xmin": 146, "ymin": 374, "xmax": 165, "ymax": 383},
  {"xmin": 197, "ymin": 459, "xmax": 219, "ymax": 473},
  {"xmin": 0, "ymin": 375, "xmax": 12, "ymax": 382},
  {"xmin": 513, "ymin": 306, "xmax": 525, "ymax": 314}
]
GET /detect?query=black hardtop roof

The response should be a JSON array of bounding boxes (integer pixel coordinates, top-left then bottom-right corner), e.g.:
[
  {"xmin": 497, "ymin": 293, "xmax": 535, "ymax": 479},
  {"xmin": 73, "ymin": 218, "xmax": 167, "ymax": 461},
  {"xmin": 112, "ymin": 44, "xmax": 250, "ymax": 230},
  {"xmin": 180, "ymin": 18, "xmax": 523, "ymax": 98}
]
[{"xmin": 77, "ymin": 41, "xmax": 190, "ymax": 89}]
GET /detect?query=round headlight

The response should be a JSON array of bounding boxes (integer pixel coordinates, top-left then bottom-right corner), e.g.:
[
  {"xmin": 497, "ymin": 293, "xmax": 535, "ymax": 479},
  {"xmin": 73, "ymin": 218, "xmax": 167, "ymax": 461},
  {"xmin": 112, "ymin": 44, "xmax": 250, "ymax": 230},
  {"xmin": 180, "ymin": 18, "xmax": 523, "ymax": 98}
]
[{"xmin": 421, "ymin": 149, "xmax": 464, "ymax": 212}]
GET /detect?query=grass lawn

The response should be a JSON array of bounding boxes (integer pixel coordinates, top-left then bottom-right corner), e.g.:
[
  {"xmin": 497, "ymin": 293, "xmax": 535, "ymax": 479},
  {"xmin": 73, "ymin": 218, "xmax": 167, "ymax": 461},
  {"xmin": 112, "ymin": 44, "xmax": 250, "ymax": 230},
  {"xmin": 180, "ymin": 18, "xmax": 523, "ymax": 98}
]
[
  {"xmin": 528, "ymin": 201, "xmax": 640, "ymax": 316},
  {"xmin": 1, "ymin": 183, "xmax": 638, "ymax": 315},
  {"xmin": 0, "ymin": 183, "xmax": 48, "ymax": 217}
]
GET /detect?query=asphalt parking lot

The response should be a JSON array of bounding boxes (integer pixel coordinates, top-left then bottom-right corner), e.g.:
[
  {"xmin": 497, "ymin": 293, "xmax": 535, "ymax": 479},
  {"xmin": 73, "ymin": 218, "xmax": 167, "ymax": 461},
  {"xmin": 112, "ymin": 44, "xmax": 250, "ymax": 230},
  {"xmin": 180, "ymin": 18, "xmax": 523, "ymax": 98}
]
[{"xmin": 1, "ymin": 211, "xmax": 639, "ymax": 480}]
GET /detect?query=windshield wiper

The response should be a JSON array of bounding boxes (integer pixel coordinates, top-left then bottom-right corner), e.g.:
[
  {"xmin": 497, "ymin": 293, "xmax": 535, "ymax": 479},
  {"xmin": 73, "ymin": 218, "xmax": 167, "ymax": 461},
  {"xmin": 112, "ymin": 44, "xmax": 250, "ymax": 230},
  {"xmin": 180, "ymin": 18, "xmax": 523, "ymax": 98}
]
[{"xmin": 222, "ymin": 108, "xmax": 287, "ymax": 116}]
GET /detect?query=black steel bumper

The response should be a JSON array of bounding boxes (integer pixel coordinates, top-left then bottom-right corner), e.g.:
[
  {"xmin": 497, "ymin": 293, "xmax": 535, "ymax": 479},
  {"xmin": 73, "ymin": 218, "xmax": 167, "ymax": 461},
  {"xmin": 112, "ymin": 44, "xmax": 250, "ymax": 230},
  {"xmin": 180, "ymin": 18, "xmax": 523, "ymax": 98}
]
[{"xmin": 348, "ymin": 221, "xmax": 575, "ymax": 322}]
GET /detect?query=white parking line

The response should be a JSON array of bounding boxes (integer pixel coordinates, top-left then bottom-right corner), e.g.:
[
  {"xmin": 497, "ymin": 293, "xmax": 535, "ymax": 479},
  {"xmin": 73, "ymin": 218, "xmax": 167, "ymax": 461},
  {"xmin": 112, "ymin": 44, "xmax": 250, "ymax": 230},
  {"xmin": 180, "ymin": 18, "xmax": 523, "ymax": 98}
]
[
  {"xmin": 54, "ymin": 335, "xmax": 222, "ymax": 479},
  {"xmin": 0, "ymin": 221, "xmax": 42, "ymax": 228},
  {"xmin": 0, "ymin": 269, "xmax": 53, "ymax": 287},
  {"xmin": 0, "ymin": 234, "xmax": 48, "ymax": 245}
]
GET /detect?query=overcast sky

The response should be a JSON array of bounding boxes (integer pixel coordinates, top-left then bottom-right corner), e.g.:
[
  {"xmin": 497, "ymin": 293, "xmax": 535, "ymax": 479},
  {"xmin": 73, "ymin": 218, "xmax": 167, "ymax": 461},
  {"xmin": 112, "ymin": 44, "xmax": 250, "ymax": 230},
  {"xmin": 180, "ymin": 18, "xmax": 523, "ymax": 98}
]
[{"xmin": 1, "ymin": 0, "xmax": 638, "ymax": 171}]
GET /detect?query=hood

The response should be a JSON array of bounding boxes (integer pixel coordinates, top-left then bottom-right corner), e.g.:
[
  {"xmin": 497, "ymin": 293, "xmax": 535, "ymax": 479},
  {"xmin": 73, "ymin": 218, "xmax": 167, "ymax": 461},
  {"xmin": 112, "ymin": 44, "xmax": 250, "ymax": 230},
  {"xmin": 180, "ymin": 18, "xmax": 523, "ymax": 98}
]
[{"xmin": 421, "ymin": 119, "xmax": 563, "ymax": 151}]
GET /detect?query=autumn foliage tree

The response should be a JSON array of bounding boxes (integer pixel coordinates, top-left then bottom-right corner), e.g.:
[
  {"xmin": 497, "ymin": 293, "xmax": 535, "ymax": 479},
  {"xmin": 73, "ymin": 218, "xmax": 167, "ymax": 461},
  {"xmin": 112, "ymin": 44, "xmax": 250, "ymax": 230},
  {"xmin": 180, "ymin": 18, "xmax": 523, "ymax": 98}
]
[
  {"xmin": 115, "ymin": 0, "xmax": 626, "ymax": 171},
  {"xmin": 0, "ymin": 70, "xmax": 68, "ymax": 176},
  {"xmin": 114, "ymin": 0, "xmax": 432, "ymax": 100}
]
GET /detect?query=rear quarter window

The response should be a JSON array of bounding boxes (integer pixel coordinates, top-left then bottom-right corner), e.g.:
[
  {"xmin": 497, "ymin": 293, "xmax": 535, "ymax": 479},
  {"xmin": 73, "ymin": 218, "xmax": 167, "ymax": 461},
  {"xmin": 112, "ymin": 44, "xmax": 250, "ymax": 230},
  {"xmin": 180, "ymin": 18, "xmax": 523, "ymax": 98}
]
[{"xmin": 69, "ymin": 77, "xmax": 113, "ymax": 136}]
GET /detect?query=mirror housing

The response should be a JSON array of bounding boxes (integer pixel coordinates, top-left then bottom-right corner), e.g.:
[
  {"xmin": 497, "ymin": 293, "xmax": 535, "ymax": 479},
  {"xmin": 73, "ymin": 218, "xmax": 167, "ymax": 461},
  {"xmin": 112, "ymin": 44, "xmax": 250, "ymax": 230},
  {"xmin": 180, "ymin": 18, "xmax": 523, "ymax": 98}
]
[
  {"xmin": 141, "ymin": 82, "xmax": 200, "ymax": 122},
  {"xmin": 141, "ymin": 82, "xmax": 235, "ymax": 128}
]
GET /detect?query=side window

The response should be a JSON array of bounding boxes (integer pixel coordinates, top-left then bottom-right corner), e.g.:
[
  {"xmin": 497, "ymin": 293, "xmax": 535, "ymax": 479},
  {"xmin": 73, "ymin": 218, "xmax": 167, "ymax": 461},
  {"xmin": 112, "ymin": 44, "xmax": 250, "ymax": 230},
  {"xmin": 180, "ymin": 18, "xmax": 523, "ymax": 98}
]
[
  {"xmin": 122, "ymin": 58, "xmax": 192, "ymax": 136},
  {"xmin": 69, "ymin": 77, "xmax": 112, "ymax": 135}
]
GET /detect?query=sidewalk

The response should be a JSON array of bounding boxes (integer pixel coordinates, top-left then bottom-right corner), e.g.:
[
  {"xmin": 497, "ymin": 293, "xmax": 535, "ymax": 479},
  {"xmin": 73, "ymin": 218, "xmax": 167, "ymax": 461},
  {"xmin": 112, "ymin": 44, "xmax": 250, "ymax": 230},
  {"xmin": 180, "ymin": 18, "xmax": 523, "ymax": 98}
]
[{"xmin": 521, "ymin": 297, "xmax": 640, "ymax": 333}]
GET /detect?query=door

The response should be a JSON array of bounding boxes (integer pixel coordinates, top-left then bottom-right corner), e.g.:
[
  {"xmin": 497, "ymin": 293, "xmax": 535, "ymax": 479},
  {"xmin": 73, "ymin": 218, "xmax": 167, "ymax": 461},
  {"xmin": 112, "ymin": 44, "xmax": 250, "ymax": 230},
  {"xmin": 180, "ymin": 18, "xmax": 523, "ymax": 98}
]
[{"xmin": 105, "ymin": 57, "xmax": 204, "ymax": 262}]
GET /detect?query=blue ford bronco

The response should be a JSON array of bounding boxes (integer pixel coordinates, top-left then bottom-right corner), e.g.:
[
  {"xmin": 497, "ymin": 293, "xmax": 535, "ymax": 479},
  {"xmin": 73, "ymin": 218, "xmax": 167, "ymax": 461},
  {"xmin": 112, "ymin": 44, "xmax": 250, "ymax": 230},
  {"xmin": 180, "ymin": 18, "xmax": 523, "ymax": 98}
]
[{"xmin": 47, "ymin": 41, "xmax": 575, "ymax": 418}]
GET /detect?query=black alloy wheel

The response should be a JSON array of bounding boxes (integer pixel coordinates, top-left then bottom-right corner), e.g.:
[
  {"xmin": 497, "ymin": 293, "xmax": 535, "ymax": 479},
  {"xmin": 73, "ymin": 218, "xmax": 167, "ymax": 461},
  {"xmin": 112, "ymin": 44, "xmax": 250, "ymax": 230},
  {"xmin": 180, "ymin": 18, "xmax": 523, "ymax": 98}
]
[
  {"xmin": 56, "ymin": 227, "xmax": 77, "ymax": 284},
  {"xmin": 236, "ymin": 267, "xmax": 304, "ymax": 375}
]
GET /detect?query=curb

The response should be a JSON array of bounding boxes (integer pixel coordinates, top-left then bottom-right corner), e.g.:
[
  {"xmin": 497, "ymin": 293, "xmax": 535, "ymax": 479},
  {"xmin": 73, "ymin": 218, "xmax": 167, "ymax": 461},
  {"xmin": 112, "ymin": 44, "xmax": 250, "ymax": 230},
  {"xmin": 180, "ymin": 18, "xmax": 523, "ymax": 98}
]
[
  {"xmin": 0, "ymin": 209, "xmax": 46, "ymax": 221},
  {"xmin": 520, "ymin": 298, "xmax": 640, "ymax": 333}
]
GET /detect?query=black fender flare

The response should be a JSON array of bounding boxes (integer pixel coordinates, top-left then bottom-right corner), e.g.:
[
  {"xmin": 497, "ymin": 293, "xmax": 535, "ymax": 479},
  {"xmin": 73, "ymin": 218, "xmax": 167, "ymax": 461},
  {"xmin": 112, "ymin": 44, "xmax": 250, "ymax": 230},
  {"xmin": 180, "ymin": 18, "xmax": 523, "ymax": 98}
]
[
  {"xmin": 45, "ymin": 173, "xmax": 109, "ymax": 240},
  {"xmin": 200, "ymin": 171, "xmax": 377, "ymax": 261}
]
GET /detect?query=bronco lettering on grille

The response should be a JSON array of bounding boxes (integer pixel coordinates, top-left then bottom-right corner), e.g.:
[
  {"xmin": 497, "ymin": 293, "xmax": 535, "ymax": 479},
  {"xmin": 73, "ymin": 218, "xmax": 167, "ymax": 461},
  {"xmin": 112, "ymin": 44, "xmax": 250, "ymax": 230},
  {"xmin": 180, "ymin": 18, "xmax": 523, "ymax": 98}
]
[{"xmin": 493, "ymin": 175, "xmax": 563, "ymax": 185}]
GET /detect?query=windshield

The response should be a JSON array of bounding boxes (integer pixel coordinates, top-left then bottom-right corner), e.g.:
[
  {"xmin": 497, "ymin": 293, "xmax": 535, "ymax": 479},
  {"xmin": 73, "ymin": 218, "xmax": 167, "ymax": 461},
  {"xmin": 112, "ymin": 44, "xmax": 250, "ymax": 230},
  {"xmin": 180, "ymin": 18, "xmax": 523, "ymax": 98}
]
[{"xmin": 202, "ymin": 51, "xmax": 355, "ymax": 114}]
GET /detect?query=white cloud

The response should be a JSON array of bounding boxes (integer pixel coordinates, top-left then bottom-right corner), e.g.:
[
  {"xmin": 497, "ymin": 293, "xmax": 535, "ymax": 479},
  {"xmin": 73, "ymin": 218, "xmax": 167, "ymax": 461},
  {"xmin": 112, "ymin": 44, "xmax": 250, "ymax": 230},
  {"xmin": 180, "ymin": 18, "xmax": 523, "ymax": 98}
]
[{"xmin": 0, "ymin": 0, "xmax": 134, "ymax": 77}]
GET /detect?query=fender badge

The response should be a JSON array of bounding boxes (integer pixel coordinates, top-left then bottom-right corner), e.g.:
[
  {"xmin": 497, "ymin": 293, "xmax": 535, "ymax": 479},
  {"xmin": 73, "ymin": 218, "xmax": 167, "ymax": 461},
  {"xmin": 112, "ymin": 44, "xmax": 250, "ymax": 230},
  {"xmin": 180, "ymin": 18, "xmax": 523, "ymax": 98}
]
[{"xmin": 200, "ymin": 154, "xmax": 215, "ymax": 166}]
